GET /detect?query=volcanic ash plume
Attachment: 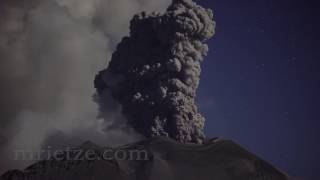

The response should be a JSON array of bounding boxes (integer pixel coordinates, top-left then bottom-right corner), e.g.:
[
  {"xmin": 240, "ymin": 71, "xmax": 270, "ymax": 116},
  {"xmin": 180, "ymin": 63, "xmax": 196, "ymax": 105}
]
[{"xmin": 95, "ymin": 0, "xmax": 215, "ymax": 144}]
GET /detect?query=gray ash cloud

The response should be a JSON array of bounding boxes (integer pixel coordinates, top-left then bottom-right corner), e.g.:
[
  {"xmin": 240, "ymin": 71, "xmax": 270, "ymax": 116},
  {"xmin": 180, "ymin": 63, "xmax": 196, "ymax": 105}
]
[{"xmin": 95, "ymin": 0, "xmax": 215, "ymax": 144}]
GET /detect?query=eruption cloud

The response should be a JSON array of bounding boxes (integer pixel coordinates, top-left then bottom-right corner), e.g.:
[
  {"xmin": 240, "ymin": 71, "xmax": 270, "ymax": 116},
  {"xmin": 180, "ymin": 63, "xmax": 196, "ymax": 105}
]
[{"xmin": 95, "ymin": 0, "xmax": 216, "ymax": 144}]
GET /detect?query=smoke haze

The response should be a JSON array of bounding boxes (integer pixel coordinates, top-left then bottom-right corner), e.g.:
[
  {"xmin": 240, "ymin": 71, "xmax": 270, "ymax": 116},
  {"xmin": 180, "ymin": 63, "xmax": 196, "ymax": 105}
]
[{"xmin": 0, "ymin": 0, "xmax": 170, "ymax": 173}]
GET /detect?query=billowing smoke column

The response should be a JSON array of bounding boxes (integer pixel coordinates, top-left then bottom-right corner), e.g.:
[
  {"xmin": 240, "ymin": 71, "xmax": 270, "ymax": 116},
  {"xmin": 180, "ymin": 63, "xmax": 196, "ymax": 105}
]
[{"xmin": 95, "ymin": 0, "xmax": 215, "ymax": 144}]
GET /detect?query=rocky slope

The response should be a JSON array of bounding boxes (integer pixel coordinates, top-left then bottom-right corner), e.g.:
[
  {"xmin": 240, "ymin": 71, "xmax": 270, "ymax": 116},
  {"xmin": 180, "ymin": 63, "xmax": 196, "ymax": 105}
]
[{"xmin": 2, "ymin": 137, "xmax": 289, "ymax": 180}]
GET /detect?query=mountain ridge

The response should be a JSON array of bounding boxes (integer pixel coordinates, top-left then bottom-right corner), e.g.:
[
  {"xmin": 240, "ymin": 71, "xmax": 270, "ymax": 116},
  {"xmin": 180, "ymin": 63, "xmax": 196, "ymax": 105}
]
[{"xmin": 2, "ymin": 137, "xmax": 290, "ymax": 180}]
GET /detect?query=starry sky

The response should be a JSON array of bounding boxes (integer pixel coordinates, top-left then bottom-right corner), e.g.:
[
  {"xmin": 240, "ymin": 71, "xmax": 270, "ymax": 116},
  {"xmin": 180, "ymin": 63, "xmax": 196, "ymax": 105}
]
[{"xmin": 195, "ymin": 0, "xmax": 319, "ymax": 179}]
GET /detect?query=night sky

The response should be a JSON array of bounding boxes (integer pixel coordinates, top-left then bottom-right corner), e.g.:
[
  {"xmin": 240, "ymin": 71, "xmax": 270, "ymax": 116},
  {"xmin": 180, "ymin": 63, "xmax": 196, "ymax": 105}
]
[{"xmin": 195, "ymin": 0, "xmax": 319, "ymax": 179}]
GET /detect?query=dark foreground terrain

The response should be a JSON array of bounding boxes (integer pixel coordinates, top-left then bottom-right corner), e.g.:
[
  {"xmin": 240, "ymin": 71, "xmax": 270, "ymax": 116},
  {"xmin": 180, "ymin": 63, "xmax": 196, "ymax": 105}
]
[{"xmin": 2, "ymin": 137, "xmax": 289, "ymax": 180}]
